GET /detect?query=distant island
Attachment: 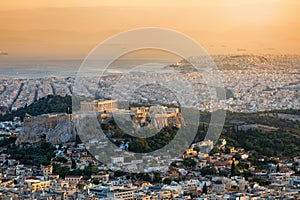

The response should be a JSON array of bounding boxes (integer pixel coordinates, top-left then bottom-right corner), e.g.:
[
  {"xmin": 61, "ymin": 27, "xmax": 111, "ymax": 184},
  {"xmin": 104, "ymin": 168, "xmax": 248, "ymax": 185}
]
[{"xmin": 0, "ymin": 51, "xmax": 8, "ymax": 56}]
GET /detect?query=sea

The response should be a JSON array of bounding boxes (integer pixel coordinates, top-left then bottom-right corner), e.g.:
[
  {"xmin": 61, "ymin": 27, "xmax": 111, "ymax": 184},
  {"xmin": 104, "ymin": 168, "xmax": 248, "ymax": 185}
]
[{"xmin": 0, "ymin": 59, "xmax": 177, "ymax": 79}]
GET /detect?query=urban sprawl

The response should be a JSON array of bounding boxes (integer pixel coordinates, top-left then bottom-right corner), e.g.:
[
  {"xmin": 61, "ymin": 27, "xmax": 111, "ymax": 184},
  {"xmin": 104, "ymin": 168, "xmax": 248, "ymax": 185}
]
[{"xmin": 0, "ymin": 55, "xmax": 300, "ymax": 199}]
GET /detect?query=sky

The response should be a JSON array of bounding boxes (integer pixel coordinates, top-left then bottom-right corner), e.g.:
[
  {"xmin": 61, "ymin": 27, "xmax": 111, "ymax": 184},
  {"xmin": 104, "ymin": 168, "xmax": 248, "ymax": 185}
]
[{"xmin": 0, "ymin": 0, "xmax": 299, "ymax": 59}]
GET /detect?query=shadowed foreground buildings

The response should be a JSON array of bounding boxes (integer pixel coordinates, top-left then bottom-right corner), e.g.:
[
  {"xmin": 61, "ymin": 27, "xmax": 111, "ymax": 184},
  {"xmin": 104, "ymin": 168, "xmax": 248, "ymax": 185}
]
[{"xmin": 2, "ymin": 132, "xmax": 300, "ymax": 199}]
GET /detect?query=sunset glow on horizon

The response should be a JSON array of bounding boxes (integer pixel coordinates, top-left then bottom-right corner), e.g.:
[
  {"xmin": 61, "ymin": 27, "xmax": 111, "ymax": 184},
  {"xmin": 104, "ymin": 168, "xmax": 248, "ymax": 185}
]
[{"xmin": 0, "ymin": 0, "xmax": 299, "ymax": 59}]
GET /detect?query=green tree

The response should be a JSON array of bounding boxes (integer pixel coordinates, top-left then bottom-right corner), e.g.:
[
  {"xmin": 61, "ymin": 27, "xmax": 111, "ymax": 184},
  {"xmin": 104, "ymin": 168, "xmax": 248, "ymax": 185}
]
[
  {"xmin": 219, "ymin": 170, "xmax": 228, "ymax": 177},
  {"xmin": 202, "ymin": 183, "xmax": 207, "ymax": 194},
  {"xmin": 163, "ymin": 177, "xmax": 172, "ymax": 185},
  {"xmin": 209, "ymin": 147, "xmax": 220, "ymax": 156},
  {"xmin": 129, "ymin": 138, "xmax": 151, "ymax": 153},
  {"xmin": 200, "ymin": 167, "xmax": 217, "ymax": 176},
  {"xmin": 193, "ymin": 146, "xmax": 200, "ymax": 153},
  {"xmin": 231, "ymin": 159, "xmax": 236, "ymax": 177},
  {"xmin": 183, "ymin": 158, "xmax": 197, "ymax": 168},
  {"xmin": 114, "ymin": 170, "xmax": 127, "ymax": 177},
  {"xmin": 92, "ymin": 179, "xmax": 100, "ymax": 185},
  {"xmin": 53, "ymin": 164, "xmax": 70, "ymax": 179},
  {"xmin": 233, "ymin": 153, "xmax": 241, "ymax": 161},
  {"xmin": 71, "ymin": 157, "xmax": 76, "ymax": 169}
]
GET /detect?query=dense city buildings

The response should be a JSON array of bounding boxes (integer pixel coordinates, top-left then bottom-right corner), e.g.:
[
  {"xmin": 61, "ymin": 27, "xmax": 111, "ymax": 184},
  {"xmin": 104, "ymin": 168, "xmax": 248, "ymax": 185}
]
[
  {"xmin": 1, "ymin": 137, "xmax": 300, "ymax": 199},
  {"xmin": 1, "ymin": 55, "xmax": 299, "ymax": 114},
  {"xmin": 0, "ymin": 55, "xmax": 300, "ymax": 199}
]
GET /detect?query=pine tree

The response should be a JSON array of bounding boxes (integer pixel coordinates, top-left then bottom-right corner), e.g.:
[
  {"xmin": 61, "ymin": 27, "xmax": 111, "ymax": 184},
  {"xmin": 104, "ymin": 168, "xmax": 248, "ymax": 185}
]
[
  {"xmin": 202, "ymin": 182, "xmax": 207, "ymax": 194},
  {"xmin": 231, "ymin": 159, "xmax": 236, "ymax": 177},
  {"xmin": 71, "ymin": 157, "xmax": 76, "ymax": 169}
]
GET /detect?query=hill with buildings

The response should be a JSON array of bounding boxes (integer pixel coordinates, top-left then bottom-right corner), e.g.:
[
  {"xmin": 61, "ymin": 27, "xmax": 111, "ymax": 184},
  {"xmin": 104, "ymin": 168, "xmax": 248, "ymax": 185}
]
[{"xmin": 1, "ymin": 95, "xmax": 299, "ymax": 158}]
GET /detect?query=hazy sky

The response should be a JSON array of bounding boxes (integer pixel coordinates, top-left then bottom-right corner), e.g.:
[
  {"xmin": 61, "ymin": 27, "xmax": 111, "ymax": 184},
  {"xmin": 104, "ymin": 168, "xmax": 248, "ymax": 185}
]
[{"xmin": 0, "ymin": 0, "xmax": 299, "ymax": 59}]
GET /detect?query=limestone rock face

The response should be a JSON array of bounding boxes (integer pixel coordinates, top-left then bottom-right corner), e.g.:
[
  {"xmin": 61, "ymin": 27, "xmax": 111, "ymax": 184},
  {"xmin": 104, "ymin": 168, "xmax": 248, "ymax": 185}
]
[{"xmin": 16, "ymin": 113, "xmax": 75, "ymax": 145}]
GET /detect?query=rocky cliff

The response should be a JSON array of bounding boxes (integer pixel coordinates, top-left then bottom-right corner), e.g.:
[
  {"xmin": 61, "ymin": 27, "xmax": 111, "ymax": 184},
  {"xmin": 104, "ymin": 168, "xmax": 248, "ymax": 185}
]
[{"xmin": 16, "ymin": 113, "xmax": 75, "ymax": 145}]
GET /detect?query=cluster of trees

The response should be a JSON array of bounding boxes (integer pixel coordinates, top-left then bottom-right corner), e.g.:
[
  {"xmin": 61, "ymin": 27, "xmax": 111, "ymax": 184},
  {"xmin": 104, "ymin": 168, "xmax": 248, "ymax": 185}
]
[
  {"xmin": 182, "ymin": 157, "xmax": 197, "ymax": 168},
  {"xmin": 224, "ymin": 128, "xmax": 300, "ymax": 157},
  {"xmin": 101, "ymin": 122, "xmax": 178, "ymax": 153},
  {"xmin": 2, "ymin": 94, "xmax": 299, "ymax": 173},
  {"xmin": 101, "ymin": 107, "xmax": 300, "ymax": 157},
  {"xmin": 225, "ymin": 110, "xmax": 299, "ymax": 130},
  {"xmin": 0, "ymin": 136, "xmax": 16, "ymax": 148},
  {"xmin": 6, "ymin": 142, "xmax": 55, "ymax": 165},
  {"xmin": 129, "ymin": 127, "xmax": 178, "ymax": 153},
  {"xmin": 113, "ymin": 170, "xmax": 162, "ymax": 183},
  {"xmin": 200, "ymin": 166, "xmax": 217, "ymax": 176},
  {"xmin": 133, "ymin": 172, "xmax": 162, "ymax": 183},
  {"xmin": 0, "ymin": 95, "xmax": 72, "ymax": 122},
  {"xmin": 53, "ymin": 164, "xmax": 100, "ymax": 179},
  {"xmin": 271, "ymin": 109, "xmax": 300, "ymax": 115}
]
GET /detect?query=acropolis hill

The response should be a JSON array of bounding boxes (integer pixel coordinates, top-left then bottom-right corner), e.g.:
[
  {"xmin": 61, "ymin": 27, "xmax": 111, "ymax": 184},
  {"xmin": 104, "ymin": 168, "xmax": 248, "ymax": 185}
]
[{"xmin": 80, "ymin": 99, "xmax": 183, "ymax": 129}]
